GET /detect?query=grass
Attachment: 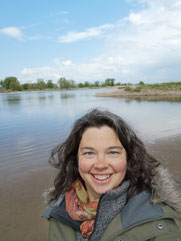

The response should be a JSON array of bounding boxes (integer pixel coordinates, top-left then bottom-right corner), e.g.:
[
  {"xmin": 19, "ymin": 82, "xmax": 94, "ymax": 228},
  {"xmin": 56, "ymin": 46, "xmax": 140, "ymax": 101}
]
[
  {"xmin": 123, "ymin": 82, "xmax": 181, "ymax": 92},
  {"xmin": 133, "ymin": 86, "xmax": 142, "ymax": 92},
  {"xmin": 143, "ymin": 82, "xmax": 181, "ymax": 89}
]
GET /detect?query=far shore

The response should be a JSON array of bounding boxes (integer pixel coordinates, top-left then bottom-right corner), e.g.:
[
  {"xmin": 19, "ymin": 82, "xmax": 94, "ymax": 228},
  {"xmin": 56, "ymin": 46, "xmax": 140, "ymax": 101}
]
[
  {"xmin": 95, "ymin": 86, "xmax": 181, "ymax": 100},
  {"xmin": 1, "ymin": 83, "xmax": 181, "ymax": 99},
  {"xmin": 0, "ymin": 86, "xmax": 114, "ymax": 95},
  {"xmin": 0, "ymin": 88, "xmax": 60, "ymax": 94}
]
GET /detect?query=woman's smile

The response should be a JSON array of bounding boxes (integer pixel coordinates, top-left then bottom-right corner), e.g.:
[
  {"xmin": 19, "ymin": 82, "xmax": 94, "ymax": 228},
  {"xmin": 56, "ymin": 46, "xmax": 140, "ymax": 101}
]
[{"xmin": 91, "ymin": 173, "xmax": 113, "ymax": 184}]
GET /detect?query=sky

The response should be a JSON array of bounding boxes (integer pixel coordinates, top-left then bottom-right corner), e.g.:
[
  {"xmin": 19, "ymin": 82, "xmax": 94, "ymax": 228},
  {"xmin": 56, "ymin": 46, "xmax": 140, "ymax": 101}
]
[{"xmin": 1, "ymin": 0, "xmax": 181, "ymax": 84}]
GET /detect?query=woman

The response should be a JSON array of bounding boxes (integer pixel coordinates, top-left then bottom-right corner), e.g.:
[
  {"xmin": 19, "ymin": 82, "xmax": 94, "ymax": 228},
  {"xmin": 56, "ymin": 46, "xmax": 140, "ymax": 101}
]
[{"xmin": 43, "ymin": 109, "xmax": 181, "ymax": 241}]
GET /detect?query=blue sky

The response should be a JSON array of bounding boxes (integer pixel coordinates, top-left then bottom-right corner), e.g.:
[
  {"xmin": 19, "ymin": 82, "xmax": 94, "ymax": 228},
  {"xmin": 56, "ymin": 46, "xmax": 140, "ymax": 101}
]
[{"xmin": 1, "ymin": 0, "xmax": 181, "ymax": 84}]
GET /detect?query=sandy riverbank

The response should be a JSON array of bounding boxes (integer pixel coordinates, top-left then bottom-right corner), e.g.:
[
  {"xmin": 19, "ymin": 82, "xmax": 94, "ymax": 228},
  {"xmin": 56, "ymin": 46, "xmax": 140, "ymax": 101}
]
[
  {"xmin": 95, "ymin": 87, "xmax": 181, "ymax": 100},
  {"xmin": 0, "ymin": 168, "xmax": 57, "ymax": 241},
  {"xmin": 0, "ymin": 87, "xmax": 106, "ymax": 95},
  {"xmin": 0, "ymin": 135, "xmax": 181, "ymax": 241},
  {"xmin": 0, "ymin": 89, "xmax": 59, "ymax": 94}
]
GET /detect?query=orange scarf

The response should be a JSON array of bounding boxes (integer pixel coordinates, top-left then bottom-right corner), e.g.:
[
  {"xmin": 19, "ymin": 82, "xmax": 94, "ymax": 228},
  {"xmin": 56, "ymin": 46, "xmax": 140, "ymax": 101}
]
[{"xmin": 65, "ymin": 180, "xmax": 99, "ymax": 238}]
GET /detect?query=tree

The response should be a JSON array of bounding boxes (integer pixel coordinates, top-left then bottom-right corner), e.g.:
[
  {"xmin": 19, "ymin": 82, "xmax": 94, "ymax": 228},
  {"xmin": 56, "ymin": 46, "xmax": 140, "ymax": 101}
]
[
  {"xmin": 0, "ymin": 80, "xmax": 3, "ymax": 88},
  {"xmin": 64, "ymin": 79, "xmax": 70, "ymax": 89},
  {"xmin": 53, "ymin": 83, "xmax": 58, "ymax": 89},
  {"xmin": 69, "ymin": 79, "xmax": 76, "ymax": 88},
  {"xmin": 3, "ymin": 76, "xmax": 21, "ymax": 90},
  {"xmin": 3, "ymin": 77, "xmax": 11, "ymax": 89},
  {"xmin": 58, "ymin": 77, "xmax": 76, "ymax": 89},
  {"xmin": 84, "ymin": 81, "xmax": 90, "ymax": 87},
  {"xmin": 36, "ymin": 79, "xmax": 46, "ymax": 90},
  {"xmin": 46, "ymin": 80, "xmax": 54, "ymax": 89},
  {"xmin": 22, "ymin": 83, "xmax": 28, "ymax": 90},
  {"xmin": 77, "ymin": 83, "xmax": 84, "ymax": 88},
  {"xmin": 10, "ymin": 81, "xmax": 21, "ymax": 91},
  {"xmin": 139, "ymin": 81, "xmax": 145, "ymax": 85},
  {"xmin": 101, "ymin": 82, "xmax": 106, "ymax": 87},
  {"xmin": 94, "ymin": 81, "xmax": 100, "ymax": 87},
  {"xmin": 58, "ymin": 77, "xmax": 67, "ymax": 89},
  {"xmin": 110, "ymin": 78, "xmax": 115, "ymax": 86},
  {"xmin": 104, "ymin": 78, "xmax": 115, "ymax": 86},
  {"xmin": 27, "ymin": 83, "xmax": 33, "ymax": 90}
]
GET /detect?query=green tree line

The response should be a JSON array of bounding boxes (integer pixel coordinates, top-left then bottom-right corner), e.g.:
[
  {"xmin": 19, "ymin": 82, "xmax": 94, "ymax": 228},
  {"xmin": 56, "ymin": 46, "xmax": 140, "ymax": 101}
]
[{"xmin": 0, "ymin": 77, "xmax": 117, "ymax": 92}]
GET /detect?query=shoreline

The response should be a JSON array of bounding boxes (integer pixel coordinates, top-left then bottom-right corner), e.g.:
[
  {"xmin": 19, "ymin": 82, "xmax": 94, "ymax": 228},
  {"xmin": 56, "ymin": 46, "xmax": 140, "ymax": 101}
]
[
  {"xmin": 0, "ymin": 87, "xmax": 113, "ymax": 95},
  {"xmin": 95, "ymin": 88, "xmax": 181, "ymax": 100}
]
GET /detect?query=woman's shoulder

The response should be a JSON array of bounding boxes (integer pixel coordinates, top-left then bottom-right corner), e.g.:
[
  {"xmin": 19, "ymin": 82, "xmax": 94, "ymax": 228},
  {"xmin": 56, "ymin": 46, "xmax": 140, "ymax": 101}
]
[
  {"xmin": 118, "ymin": 213, "xmax": 181, "ymax": 241},
  {"xmin": 151, "ymin": 165, "xmax": 181, "ymax": 213},
  {"xmin": 121, "ymin": 191, "xmax": 181, "ymax": 229},
  {"xmin": 42, "ymin": 193, "xmax": 65, "ymax": 219},
  {"xmin": 102, "ymin": 192, "xmax": 181, "ymax": 241}
]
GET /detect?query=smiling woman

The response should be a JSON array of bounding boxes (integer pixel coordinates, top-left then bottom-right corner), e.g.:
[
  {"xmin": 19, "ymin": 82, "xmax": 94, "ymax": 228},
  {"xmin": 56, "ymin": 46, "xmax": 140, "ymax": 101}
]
[{"xmin": 42, "ymin": 108, "xmax": 181, "ymax": 241}]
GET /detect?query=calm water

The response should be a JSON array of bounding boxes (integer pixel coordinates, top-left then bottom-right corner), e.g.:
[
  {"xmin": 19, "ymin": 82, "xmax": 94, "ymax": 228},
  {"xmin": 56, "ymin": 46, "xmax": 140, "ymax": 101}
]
[{"xmin": 0, "ymin": 89, "xmax": 181, "ymax": 181}]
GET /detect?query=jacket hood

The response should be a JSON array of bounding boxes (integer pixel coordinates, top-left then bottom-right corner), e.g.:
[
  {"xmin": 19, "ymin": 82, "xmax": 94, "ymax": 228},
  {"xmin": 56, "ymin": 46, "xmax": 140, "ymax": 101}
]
[{"xmin": 151, "ymin": 164, "xmax": 181, "ymax": 213}]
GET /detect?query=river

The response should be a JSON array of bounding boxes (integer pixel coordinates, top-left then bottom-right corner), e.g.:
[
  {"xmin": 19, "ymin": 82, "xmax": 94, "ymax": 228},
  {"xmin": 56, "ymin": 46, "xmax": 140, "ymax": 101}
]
[{"xmin": 0, "ymin": 88, "xmax": 181, "ymax": 241}]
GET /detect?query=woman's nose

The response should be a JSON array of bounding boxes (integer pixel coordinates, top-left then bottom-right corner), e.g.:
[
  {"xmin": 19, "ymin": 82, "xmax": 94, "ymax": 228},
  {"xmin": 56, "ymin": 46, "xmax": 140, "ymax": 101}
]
[{"xmin": 94, "ymin": 154, "xmax": 109, "ymax": 169}]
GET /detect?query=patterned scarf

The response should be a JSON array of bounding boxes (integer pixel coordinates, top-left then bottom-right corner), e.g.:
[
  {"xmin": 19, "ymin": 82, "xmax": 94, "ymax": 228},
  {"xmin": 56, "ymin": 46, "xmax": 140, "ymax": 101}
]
[{"xmin": 65, "ymin": 180, "xmax": 99, "ymax": 238}]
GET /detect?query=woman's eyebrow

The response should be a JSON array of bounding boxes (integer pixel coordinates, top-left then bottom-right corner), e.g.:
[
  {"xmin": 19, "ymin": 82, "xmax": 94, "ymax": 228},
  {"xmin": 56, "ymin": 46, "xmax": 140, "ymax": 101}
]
[
  {"xmin": 107, "ymin": 146, "xmax": 123, "ymax": 150},
  {"xmin": 80, "ymin": 147, "xmax": 95, "ymax": 151}
]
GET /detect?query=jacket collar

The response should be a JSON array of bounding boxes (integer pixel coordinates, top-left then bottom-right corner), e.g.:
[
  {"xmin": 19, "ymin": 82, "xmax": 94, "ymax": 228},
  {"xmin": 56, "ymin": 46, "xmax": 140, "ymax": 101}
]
[
  {"xmin": 122, "ymin": 191, "xmax": 163, "ymax": 229},
  {"xmin": 43, "ymin": 190, "xmax": 178, "ymax": 229}
]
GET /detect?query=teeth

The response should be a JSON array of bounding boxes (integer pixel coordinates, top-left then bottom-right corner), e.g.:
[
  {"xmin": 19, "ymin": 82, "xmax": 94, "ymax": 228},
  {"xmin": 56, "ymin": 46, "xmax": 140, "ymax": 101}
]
[{"xmin": 93, "ymin": 175, "xmax": 111, "ymax": 180}]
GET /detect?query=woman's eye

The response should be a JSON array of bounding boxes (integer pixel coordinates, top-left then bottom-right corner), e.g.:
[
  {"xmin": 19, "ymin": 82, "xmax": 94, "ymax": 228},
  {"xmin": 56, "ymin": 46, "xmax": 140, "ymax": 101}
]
[
  {"xmin": 85, "ymin": 152, "xmax": 94, "ymax": 156},
  {"xmin": 109, "ymin": 151, "xmax": 118, "ymax": 155}
]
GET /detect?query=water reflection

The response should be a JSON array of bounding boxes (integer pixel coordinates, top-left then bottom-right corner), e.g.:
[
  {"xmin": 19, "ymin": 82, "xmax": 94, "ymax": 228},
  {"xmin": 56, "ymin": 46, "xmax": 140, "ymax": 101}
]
[
  {"xmin": 48, "ymin": 95, "xmax": 54, "ymax": 100},
  {"xmin": 123, "ymin": 96, "xmax": 181, "ymax": 103},
  {"xmin": 60, "ymin": 93, "xmax": 76, "ymax": 99},
  {"xmin": 4, "ymin": 94, "xmax": 22, "ymax": 104},
  {"xmin": 8, "ymin": 96, "xmax": 21, "ymax": 102},
  {"xmin": 38, "ymin": 95, "xmax": 47, "ymax": 102},
  {"xmin": 124, "ymin": 99, "xmax": 132, "ymax": 104}
]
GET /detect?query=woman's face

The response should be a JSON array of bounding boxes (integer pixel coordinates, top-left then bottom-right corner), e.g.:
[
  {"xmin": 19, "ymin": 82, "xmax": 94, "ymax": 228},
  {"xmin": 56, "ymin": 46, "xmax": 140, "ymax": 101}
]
[{"xmin": 78, "ymin": 125, "xmax": 127, "ymax": 201}]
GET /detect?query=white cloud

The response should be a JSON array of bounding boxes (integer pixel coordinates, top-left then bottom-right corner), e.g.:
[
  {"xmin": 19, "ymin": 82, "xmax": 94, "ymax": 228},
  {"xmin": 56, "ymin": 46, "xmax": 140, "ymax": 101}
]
[
  {"xmin": 58, "ymin": 10, "xmax": 70, "ymax": 15},
  {"xmin": 62, "ymin": 60, "xmax": 73, "ymax": 66},
  {"xmin": 20, "ymin": 0, "xmax": 181, "ymax": 83},
  {"xmin": 58, "ymin": 24, "xmax": 114, "ymax": 43},
  {"xmin": 0, "ymin": 26, "xmax": 23, "ymax": 40},
  {"xmin": 21, "ymin": 66, "xmax": 61, "ymax": 80}
]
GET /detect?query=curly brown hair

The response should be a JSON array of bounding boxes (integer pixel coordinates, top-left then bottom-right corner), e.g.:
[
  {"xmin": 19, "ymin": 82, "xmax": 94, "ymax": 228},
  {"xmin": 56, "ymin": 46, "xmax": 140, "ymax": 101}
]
[{"xmin": 49, "ymin": 108, "xmax": 160, "ymax": 202}]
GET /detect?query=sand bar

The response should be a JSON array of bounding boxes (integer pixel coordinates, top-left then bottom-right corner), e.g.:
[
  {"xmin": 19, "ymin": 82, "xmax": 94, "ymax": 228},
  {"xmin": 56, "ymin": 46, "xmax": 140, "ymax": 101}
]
[{"xmin": 95, "ymin": 87, "xmax": 181, "ymax": 101}]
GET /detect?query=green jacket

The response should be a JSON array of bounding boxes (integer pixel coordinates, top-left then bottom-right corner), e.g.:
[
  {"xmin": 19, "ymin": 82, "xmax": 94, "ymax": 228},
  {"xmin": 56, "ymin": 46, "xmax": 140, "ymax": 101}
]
[{"xmin": 43, "ymin": 192, "xmax": 181, "ymax": 241}]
